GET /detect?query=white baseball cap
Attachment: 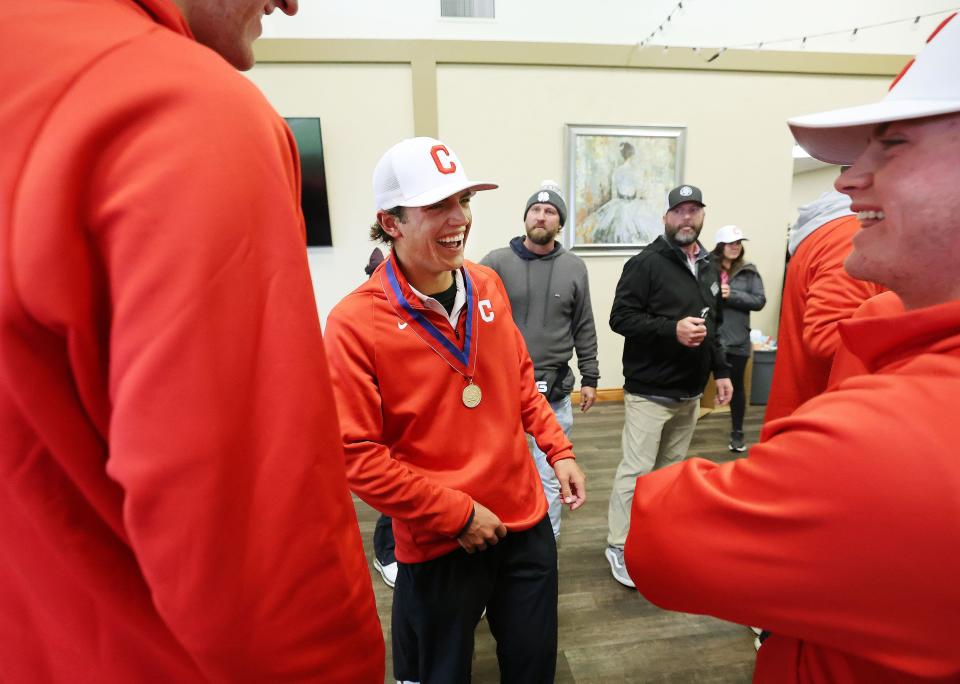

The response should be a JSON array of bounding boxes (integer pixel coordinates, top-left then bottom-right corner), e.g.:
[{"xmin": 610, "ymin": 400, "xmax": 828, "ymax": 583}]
[
  {"xmin": 788, "ymin": 12, "xmax": 960, "ymax": 165},
  {"xmin": 373, "ymin": 137, "xmax": 498, "ymax": 210},
  {"xmin": 714, "ymin": 224, "xmax": 748, "ymax": 246}
]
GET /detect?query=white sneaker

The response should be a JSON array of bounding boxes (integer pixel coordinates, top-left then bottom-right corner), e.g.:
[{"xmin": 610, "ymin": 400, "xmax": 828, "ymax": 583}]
[
  {"xmin": 373, "ymin": 559, "xmax": 397, "ymax": 588},
  {"xmin": 604, "ymin": 546, "xmax": 635, "ymax": 588}
]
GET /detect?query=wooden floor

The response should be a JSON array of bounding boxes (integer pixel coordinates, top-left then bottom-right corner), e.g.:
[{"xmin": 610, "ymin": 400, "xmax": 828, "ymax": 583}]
[{"xmin": 354, "ymin": 401, "xmax": 765, "ymax": 683}]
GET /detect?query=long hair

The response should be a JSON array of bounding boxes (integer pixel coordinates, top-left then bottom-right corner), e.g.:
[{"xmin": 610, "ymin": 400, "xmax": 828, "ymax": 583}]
[{"xmin": 711, "ymin": 241, "xmax": 746, "ymax": 273}]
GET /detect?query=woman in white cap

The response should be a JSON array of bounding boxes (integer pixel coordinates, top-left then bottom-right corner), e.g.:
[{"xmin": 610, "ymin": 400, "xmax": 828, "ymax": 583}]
[{"xmin": 711, "ymin": 225, "xmax": 766, "ymax": 452}]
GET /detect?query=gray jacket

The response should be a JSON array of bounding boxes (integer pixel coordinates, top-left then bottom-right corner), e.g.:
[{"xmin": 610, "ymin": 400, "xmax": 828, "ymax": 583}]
[
  {"xmin": 480, "ymin": 237, "xmax": 599, "ymax": 394},
  {"xmin": 717, "ymin": 261, "xmax": 766, "ymax": 357}
]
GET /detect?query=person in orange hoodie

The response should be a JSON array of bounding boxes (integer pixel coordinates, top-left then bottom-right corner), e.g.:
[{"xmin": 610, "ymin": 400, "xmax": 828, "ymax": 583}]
[
  {"xmin": 763, "ymin": 189, "xmax": 883, "ymax": 424},
  {"xmin": 625, "ymin": 13, "xmax": 960, "ymax": 683},
  {"xmin": 324, "ymin": 136, "xmax": 586, "ymax": 683},
  {"xmin": 0, "ymin": 0, "xmax": 383, "ymax": 681}
]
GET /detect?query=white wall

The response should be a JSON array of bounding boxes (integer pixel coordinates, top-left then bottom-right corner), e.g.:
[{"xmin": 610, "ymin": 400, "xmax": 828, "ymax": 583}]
[
  {"xmin": 245, "ymin": 58, "xmax": 887, "ymax": 388},
  {"xmin": 434, "ymin": 64, "xmax": 885, "ymax": 388},
  {"xmin": 244, "ymin": 64, "xmax": 413, "ymax": 326},
  {"xmin": 790, "ymin": 165, "xmax": 843, "ymax": 224}
]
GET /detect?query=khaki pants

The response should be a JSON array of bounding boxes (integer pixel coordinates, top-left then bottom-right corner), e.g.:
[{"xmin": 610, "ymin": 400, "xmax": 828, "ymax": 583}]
[{"xmin": 606, "ymin": 393, "xmax": 699, "ymax": 547}]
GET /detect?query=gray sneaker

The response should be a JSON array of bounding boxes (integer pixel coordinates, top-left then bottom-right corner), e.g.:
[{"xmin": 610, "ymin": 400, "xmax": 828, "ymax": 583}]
[
  {"xmin": 604, "ymin": 546, "xmax": 635, "ymax": 588},
  {"xmin": 729, "ymin": 431, "xmax": 747, "ymax": 453}
]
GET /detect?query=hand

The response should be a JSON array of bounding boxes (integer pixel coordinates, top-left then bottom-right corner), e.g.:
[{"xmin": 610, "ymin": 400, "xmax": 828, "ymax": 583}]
[
  {"xmin": 676, "ymin": 317, "xmax": 706, "ymax": 348},
  {"xmin": 715, "ymin": 378, "xmax": 733, "ymax": 406},
  {"xmin": 720, "ymin": 283, "xmax": 730, "ymax": 299},
  {"xmin": 579, "ymin": 386, "xmax": 597, "ymax": 413},
  {"xmin": 457, "ymin": 502, "xmax": 507, "ymax": 553},
  {"xmin": 553, "ymin": 458, "xmax": 586, "ymax": 511}
]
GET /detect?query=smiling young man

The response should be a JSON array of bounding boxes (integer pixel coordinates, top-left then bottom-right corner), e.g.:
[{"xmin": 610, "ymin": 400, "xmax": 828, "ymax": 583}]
[
  {"xmin": 605, "ymin": 184, "xmax": 732, "ymax": 588},
  {"xmin": 624, "ymin": 14, "xmax": 960, "ymax": 682},
  {"xmin": 325, "ymin": 137, "xmax": 586, "ymax": 683},
  {"xmin": 0, "ymin": 0, "xmax": 384, "ymax": 681},
  {"xmin": 480, "ymin": 182, "xmax": 600, "ymax": 540}
]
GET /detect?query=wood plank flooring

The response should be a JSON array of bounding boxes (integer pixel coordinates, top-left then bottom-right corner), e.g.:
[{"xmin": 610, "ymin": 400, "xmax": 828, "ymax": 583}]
[{"xmin": 353, "ymin": 401, "xmax": 765, "ymax": 683}]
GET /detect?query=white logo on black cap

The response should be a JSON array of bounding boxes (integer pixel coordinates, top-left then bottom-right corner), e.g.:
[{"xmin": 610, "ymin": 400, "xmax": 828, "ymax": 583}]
[
  {"xmin": 537, "ymin": 191, "xmax": 550, "ymax": 202},
  {"xmin": 680, "ymin": 186, "xmax": 693, "ymax": 197}
]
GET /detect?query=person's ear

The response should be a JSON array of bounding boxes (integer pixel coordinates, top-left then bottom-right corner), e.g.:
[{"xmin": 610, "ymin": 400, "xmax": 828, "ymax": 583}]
[{"xmin": 378, "ymin": 210, "xmax": 404, "ymax": 240}]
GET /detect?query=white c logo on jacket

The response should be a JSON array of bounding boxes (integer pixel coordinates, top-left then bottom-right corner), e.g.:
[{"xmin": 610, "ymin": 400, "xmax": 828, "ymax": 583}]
[{"xmin": 479, "ymin": 299, "xmax": 494, "ymax": 322}]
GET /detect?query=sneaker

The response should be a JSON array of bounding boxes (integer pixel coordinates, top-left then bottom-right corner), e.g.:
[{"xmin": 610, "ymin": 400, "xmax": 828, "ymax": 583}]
[
  {"xmin": 604, "ymin": 546, "xmax": 635, "ymax": 588},
  {"xmin": 729, "ymin": 431, "xmax": 746, "ymax": 453},
  {"xmin": 373, "ymin": 559, "xmax": 397, "ymax": 588}
]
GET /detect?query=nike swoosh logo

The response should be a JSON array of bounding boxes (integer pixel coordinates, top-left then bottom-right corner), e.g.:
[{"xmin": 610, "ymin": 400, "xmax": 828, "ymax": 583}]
[{"xmin": 398, "ymin": 321, "xmax": 408, "ymax": 330}]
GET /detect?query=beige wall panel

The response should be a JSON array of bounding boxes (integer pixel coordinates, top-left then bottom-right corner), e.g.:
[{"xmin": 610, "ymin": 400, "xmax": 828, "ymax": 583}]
[
  {"xmin": 790, "ymin": 165, "xmax": 845, "ymax": 223},
  {"xmin": 437, "ymin": 64, "xmax": 887, "ymax": 389},
  {"xmin": 245, "ymin": 64, "xmax": 413, "ymax": 325}
]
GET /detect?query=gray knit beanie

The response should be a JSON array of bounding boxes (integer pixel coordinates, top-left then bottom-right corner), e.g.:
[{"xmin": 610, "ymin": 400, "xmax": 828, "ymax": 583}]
[{"xmin": 523, "ymin": 181, "xmax": 567, "ymax": 227}]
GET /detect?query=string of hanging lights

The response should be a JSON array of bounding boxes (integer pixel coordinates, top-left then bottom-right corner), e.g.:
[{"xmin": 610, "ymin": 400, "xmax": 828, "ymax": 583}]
[{"xmin": 639, "ymin": 6, "xmax": 958, "ymax": 63}]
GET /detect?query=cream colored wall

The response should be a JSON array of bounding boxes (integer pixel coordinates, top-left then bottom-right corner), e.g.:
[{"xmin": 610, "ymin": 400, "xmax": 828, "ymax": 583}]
[
  {"xmin": 244, "ymin": 64, "xmax": 413, "ymax": 325},
  {"xmin": 436, "ymin": 64, "xmax": 885, "ymax": 388},
  {"xmin": 790, "ymin": 165, "xmax": 843, "ymax": 224},
  {"xmin": 245, "ymin": 58, "xmax": 888, "ymax": 388}
]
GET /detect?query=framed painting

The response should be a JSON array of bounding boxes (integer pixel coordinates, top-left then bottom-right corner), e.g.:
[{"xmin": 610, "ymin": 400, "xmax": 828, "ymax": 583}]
[{"xmin": 565, "ymin": 124, "xmax": 686, "ymax": 253}]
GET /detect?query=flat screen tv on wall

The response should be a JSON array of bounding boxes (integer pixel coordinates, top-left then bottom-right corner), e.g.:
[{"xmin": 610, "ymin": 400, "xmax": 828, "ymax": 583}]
[{"xmin": 285, "ymin": 117, "xmax": 333, "ymax": 247}]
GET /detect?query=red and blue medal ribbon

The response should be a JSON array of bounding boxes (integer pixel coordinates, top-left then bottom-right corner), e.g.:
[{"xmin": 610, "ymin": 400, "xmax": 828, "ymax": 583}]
[{"xmin": 381, "ymin": 258, "xmax": 478, "ymax": 377}]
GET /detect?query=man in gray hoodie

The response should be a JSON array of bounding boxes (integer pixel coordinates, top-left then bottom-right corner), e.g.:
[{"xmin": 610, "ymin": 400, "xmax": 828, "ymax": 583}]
[{"xmin": 481, "ymin": 182, "xmax": 599, "ymax": 539}]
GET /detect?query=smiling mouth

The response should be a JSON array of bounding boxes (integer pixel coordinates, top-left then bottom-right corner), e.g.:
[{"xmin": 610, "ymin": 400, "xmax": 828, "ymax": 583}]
[
  {"xmin": 437, "ymin": 233, "xmax": 465, "ymax": 250},
  {"xmin": 857, "ymin": 210, "xmax": 885, "ymax": 227}
]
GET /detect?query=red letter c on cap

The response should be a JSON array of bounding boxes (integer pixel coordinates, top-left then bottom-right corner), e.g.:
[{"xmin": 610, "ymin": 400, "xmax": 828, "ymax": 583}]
[{"xmin": 430, "ymin": 145, "xmax": 457, "ymax": 175}]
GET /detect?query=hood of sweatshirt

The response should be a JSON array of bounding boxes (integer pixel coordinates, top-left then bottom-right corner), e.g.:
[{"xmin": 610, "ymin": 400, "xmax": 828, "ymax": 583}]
[
  {"xmin": 509, "ymin": 236, "xmax": 564, "ymax": 261},
  {"xmin": 788, "ymin": 190, "xmax": 854, "ymax": 256}
]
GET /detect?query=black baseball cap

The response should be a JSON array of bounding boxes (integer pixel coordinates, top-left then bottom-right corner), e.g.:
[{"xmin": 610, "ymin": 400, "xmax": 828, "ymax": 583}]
[{"xmin": 667, "ymin": 184, "xmax": 706, "ymax": 210}]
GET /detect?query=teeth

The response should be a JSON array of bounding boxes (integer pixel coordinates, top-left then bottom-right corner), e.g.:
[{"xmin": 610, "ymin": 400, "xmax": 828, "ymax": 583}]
[
  {"xmin": 437, "ymin": 234, "xmax": 464, "ymax": 244},
  {"xmin": 857, "ymin": 210, "xmax": 885, "ymax": 221}
]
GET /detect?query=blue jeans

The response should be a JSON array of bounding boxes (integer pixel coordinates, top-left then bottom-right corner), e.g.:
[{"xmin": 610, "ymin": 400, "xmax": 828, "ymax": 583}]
[{"xmin": 527, "ymin": 394, "xmax": 574, "ymax": 538}]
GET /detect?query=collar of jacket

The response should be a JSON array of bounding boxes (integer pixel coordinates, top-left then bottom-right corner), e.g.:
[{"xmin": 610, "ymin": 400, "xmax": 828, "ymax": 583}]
[
  {"xmin": 840, "ymin": 298, "xmax": 960, "ymax": 374},
  {"xmin": 509, "ymin": 236, "xmax": 564, "ymax": 261},
  {"xmin": 132, "ymin": 0, "xmax": 194, "ymax": 38},
  {"xmin": 652, "ymin": 235, "xmax": 710, "ymax": 267}
]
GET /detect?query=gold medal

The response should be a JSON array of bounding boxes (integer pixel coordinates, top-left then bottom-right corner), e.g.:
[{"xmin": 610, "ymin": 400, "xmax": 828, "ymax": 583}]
[{"xmin": 462, "ymin": 382, "xmax": 482, "ymax": 408}]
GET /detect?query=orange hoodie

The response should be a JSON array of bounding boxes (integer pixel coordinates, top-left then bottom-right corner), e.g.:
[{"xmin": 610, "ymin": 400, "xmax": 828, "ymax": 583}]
[
  {"xmin": 626, "ymin": 299, "xmax": 960, "ymax": 682},
  {"xmin": 0, "ymin": 0, "xmax": 382, "ymax": 681},
  {"xmin": 325, "ymin": 259, "xmax": 574, "ymax": 563},
  {"xmin": 765, "ymin": 215, "xmax": 883, "ymax": 423}
]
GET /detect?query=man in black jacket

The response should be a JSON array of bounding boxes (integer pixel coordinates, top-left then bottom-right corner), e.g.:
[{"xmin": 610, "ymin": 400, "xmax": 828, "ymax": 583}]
[{"xmin": 604, "ymin": 184, "xmax": 732, "ymax": 587}]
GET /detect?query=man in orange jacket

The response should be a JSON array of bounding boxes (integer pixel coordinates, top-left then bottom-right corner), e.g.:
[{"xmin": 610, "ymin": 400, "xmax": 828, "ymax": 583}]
[
  {"xmin": 764, "ymin": 190, "xmax": 883, "ymax": 424},
  {"xmin": 325, "ymin": 136, "xmax": 586, "ymax": 683},
  {"xmin": 625, "ymin": 14, "xmax": 960, "ymax": 683},
  {"xmin": 0, "ymin": 0, "xmax": 383, "ymax": 681}
]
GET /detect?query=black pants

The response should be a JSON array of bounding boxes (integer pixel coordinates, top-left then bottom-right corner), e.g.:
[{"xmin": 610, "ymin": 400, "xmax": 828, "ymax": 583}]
[
  {"xmin": 392, "ymin": 516, "xmax": 558, "ymax": 683},
  {"xmin": 728, "ymin": 353, "xmax": 749, "ymax": 433},
  {"xmin": 374, "ymin": 514, "xmax": 396, "ymax": 565}
]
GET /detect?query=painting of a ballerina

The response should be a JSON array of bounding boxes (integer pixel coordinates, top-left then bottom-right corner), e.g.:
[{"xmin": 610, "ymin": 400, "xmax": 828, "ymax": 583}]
[{"xmin": 565, "ymin": 125, "xmax": 685, "ymax": 253}]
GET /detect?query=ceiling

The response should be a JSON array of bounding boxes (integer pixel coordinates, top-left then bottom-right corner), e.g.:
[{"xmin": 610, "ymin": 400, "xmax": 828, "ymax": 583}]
[{"xmin": 264, "ymin": 1, "xmax": 957, "ymax": 56}]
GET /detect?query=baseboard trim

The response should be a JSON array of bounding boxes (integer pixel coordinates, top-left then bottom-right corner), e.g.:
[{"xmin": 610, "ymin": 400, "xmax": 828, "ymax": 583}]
[{"xmin": 572, "ymin": 388, "xmax": 623, "ymax": 404}]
